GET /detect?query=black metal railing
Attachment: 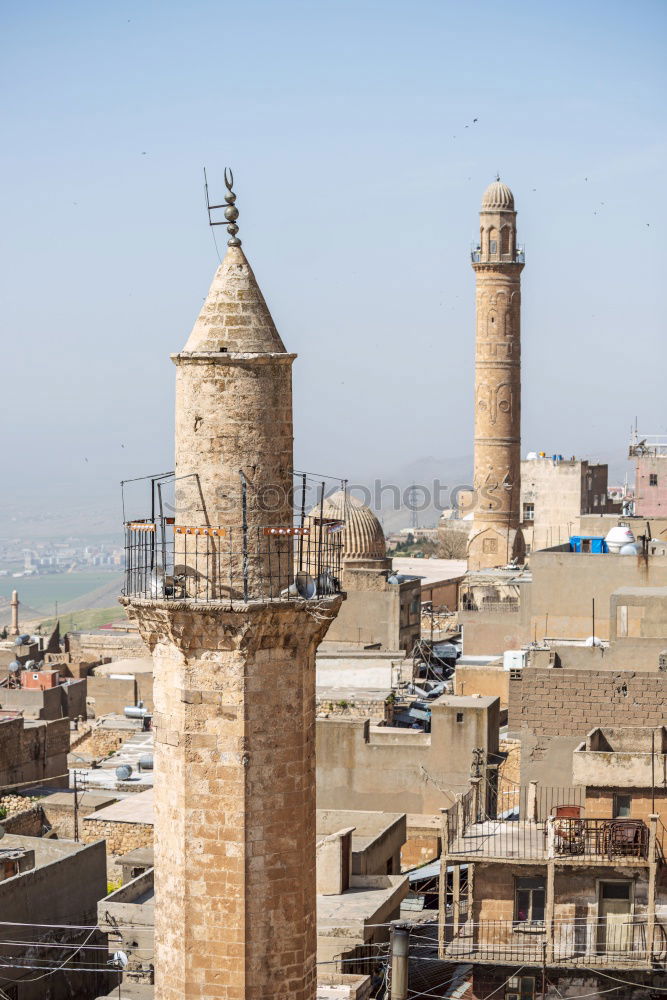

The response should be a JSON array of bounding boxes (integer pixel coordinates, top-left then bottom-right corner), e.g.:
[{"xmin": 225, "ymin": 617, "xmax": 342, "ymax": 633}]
[
  {"xmin": 441, "ymin": 917, "xmax": 656, "ymax": 967},
  {"xmin": 445, "ymin": 785, "xmax": 656, "ymax": 863},
  {"xmin": 123, "ymin": 513, "xmax": 344, "ymax": 604},
  {"xmin": 549, "ymin": 817, "xmax": 649, "ymax": 861}
]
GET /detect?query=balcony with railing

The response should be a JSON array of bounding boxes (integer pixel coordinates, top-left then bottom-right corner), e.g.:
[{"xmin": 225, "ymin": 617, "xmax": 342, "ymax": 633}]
[
  {"xmin": 121, "ymin": 470, "xmax": 346, "ymax": 605},
  {"xmin": 441, "ymin": 916, "xmax": 667, "ymax": 969},
  {"xmin": 470, "ymin": 245, "xmax": 525, "ymax": 264},
  {"xmin": 443, "ymin": 783, "xmax": 662, "ymax": 865}
]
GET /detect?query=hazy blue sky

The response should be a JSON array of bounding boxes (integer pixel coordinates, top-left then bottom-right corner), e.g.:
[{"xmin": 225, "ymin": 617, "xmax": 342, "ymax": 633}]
[{"xmin": 2, "ymin": 0, "xmax": 666, "ymax": 522}]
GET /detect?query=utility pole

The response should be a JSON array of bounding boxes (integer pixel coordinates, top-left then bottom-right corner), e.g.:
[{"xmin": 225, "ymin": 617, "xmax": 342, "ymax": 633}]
[
  {"xmin": 389, "ymin": 922, "xmax": 409, "ymax": 1000},
  {"xmin": 73, "ymin": 769, "xmax": 86, "ymax": 841},
  {"xmin": 73, "ymin": 769, "xmax": 79, "ymax": 842},
  {"xmin": 541, "ymin": 939, "xmax": 547, "ymax": 998}
]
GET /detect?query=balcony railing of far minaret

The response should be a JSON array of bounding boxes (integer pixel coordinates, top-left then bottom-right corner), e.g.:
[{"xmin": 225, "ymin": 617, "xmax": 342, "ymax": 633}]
[
  {"xmin": 121, "ymin": 471, "xmax": 346, "ymax": 604},
  {"xmin": 470, "ymin": 244, "xmax": 525, "ymax": 263}
]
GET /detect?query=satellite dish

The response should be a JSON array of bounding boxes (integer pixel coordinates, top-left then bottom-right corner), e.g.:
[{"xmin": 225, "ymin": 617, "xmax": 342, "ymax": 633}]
[{"xmin": 110, "ymin": 950, "xmax": 128, "ymax": 969}]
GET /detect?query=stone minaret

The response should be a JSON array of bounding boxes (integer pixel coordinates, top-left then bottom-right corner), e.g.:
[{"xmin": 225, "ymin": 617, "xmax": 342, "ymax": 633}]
[
  {"xmin": 10, "ymin": 590, "xmax": 19, "ymax": 636},
  {"xmin": 122, "ymin": 179, "xmax": 342, "ymax": 1000},
  {"xmin": 467, "ymin": 179, "xmax": 525, "ymax": 571}
]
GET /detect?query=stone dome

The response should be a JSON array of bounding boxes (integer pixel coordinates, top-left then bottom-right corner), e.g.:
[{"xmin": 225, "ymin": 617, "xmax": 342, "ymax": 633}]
[
  {"xmin": 481, "ymin": 179, "xmax": 514, "ymax": 211},
  {"xmin": 316, "ymin": 491, "xmax": 386, "ymax": 561}
]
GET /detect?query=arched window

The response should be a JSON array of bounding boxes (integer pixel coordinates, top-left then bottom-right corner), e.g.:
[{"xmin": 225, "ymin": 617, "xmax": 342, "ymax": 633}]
[
  {"xmin": 501, "ymin": 226, "xmax": 510, "ymax": 255},
  {"xmin": 489, "ymin": 228, "xmax": 498, "ymax": 255}
]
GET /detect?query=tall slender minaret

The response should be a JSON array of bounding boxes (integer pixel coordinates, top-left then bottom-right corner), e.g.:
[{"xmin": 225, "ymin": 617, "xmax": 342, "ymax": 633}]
[
  {"xmin": 122, "ymin": 175, "xmax": 342, "ymax": 1000},
  {"xmin": 10, "ymin": 590, "xmax": 19, "ymax": 637},
  {"xmin": 467, "ymin": 179, "xmax": 525, "ymax": 571}
]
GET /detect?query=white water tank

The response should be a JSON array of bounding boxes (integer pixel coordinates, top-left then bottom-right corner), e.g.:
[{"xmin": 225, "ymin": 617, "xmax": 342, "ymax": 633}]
[
  {"xmin": 605, "ymin": 525, "xmax": 635, "ymax": 553},
  {"xmin": 503, "ymin": 649, "xmax": 527, "ymax": 672}
]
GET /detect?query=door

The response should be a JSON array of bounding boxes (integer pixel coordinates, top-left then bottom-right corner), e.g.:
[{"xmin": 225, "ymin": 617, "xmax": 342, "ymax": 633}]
[{"xmin": 597, "ymin": 882, "xmax": 632, "ymax": 956}]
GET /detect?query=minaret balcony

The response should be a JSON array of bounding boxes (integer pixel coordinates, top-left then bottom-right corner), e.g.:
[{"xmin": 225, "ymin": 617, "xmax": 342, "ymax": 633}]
[
  {"xmin": 121, "ymin": 471, "xmax": 347, "ymax": 605},
  {"xmin": 471, "ymin": 246, "xmax": 525, "ymax": 264}
]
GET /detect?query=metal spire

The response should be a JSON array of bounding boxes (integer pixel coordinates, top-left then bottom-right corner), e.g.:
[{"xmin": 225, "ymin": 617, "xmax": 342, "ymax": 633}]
[
  {"xmin": 204, "ymin": 166, "xmax": 242, "ymax": 247},
  {"xmin": 223, "ymin": 168, "xmax": 241, "ymax": 247}
]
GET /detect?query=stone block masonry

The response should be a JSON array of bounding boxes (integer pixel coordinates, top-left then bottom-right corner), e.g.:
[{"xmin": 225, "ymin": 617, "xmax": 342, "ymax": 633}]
[
  {"xmin": 510, "ymin": 667, "xmax": 667, "ymax": 785},
  {"xmin": 124, "ymin": 595, "xmax": 342, "ymax": 1000},
  {"xmin": 82, "ymin": 817, "xmax": 153, "ymax": 857}
]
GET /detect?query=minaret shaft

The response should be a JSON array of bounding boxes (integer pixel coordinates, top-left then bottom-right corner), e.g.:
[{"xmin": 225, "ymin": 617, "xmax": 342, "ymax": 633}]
[{"xmin": 467, "ymin": 181, "xmax": 525, "ymax": 571}]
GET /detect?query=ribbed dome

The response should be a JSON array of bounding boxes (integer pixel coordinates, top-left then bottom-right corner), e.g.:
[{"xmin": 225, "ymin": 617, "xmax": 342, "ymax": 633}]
[
  {"xmin": 316, "ymin": 491, "xmax": 386, "ymax": 561},
  {"xmin": 481, "ymin": 180, "xmax": 515, "ymax": 211}
]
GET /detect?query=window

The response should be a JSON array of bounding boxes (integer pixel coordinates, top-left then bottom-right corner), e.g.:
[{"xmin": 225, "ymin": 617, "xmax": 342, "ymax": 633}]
[
  {"xmin": 483, "ymin": 537, "xmax": 498, "ymax": 554},
  {"xmin": 614, "ymin": 794, "xmax": 631, "ymax": 818},
  {"xmin": 523, "ymin": 503, "xmax": 535, "ymax": 521},
  {"xmin": 506, "ymin": 975, "xmax": 536, "ymax": 1000},
  {"xmin": 515, "ymin": 877, "xmax": 545, "ymax": 924},
  {"xmin": 456, "ymin": 712, "xmax": 464, "ymax": 723},
  {"xmin": 490, "ymin": 239, "xmax": 498, "ymax": 253},
  {"xmin": 650, "ymin": 474, "xmax": 658, "ymax": 487}
]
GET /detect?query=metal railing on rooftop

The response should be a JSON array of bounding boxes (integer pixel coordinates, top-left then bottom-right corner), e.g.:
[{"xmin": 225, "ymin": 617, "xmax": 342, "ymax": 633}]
[
  {"xmin": 443, "ymin": 784, "xmax": 663, "ymax": 863},
  {"xmin": 441, "ymin": 916, "xmax": 665, "ymax": 968}
]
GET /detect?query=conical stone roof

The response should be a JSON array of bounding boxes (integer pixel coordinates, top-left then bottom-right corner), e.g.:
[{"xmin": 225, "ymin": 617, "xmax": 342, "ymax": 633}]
[{"xmin": 183, "ymin": 245, "xmax": 286, "ymax": 354}]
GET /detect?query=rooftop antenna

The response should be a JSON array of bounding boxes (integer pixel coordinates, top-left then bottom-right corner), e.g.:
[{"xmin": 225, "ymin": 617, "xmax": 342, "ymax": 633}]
[{"xmin": 204, "ymin": 166, "xmax": 241, "ymax": 247}]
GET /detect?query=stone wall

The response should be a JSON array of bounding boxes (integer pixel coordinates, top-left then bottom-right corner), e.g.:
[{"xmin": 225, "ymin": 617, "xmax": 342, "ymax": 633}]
[
  {"xmin": 124, "ymin": 593, "xmax": 341, "ymax": 1000},
  {"xmin": 87, "ymin": 675, "xmax": 137, "ymax": 717},
  {"xmin": 401, "ymin": 815, "xmax": 441, "ymax": 870},
  {"xmin": 0, "ymin": 836, "xmax": 110, "ymax": 1000},
  {"xmin": 68, "ymin": 629, "xmax": 148, "ymax": 661},
  {"xmin": 2, "ymin": 805, "xmax": 45, "ymax": 837},
  {"xmin": 0, "ymin": 716, "xmax": 69, "ymax": 789},
  {"xmin": 454, "ymin": 662, "xmax": 509, "ymax": 708},
  {"xmin": 71, "ymin": 725, "xmax": 126, "ymax": 758},
  {"xmin": 316, "ymin": 694, "xmax": 391, "ymax": 721},
  {"xmin": 82, "ymin": 818, "xmax": 154, "ymax": 856},
  {"xmin": 510, "ymin": 667, "xmax": 667, "ymax": 785},
  {"xmin": 317, "ymin": 696, "xmax": 499, "ymax": 815}
]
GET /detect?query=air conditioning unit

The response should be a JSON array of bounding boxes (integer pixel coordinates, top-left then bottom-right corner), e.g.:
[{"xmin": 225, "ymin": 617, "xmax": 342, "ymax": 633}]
[{"xmin": 503, "ymin": 649, "xmax": 527, "ymax": 672}]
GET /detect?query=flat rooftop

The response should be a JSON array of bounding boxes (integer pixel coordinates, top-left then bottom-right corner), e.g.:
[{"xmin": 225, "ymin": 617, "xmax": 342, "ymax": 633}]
[
  {"xmin": 317, "ymin": 875, "xmax": 407, "ymax": 935},
  {"xmin": 85, "ymin": 786, "xmax": 154, "ymax": 826},
  {"xmin": 92, "ymin": 657, "xmax": 154, "ymax": 675},
  {"xmin": 0, "ymin": 833, "xmax": 90, "ymax": 866},
  {"xmin": 392, "ymin": 557, "xmax": 466, "ymax": 584}
]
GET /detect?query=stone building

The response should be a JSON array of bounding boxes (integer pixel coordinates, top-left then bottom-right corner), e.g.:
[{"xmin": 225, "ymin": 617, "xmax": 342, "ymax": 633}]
[
  {"xmin": 630, "ymin": 432, "xmax": 667, "ymax": 517},
  {"xmin": 520, "ymin": 455, "xmax": 617, "ymax": 553},
  {"xmin": 467, "ymin": 179, "xmax": 525, "ymax": 571},
  {"xmin": 439, "ymin": 778, "xmax": 666, "ymax": 999},
  {"xmin": 120, "ymin": 183, "xmax": 343, "ymax": 1000},
  {"xmin": 0, "ymin": 833, "xmax": 110, "ymax": 999},
  {"xmin": 318, "ymin": 492, "xmax": 421, "ymax": 652},
  {"xmin": 458, "ymin": 541, "xmax": 667, "ymax": 656},
  {"xmin": 316, "ymin": 693, "xmax": 500, "ymax": 865}
]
